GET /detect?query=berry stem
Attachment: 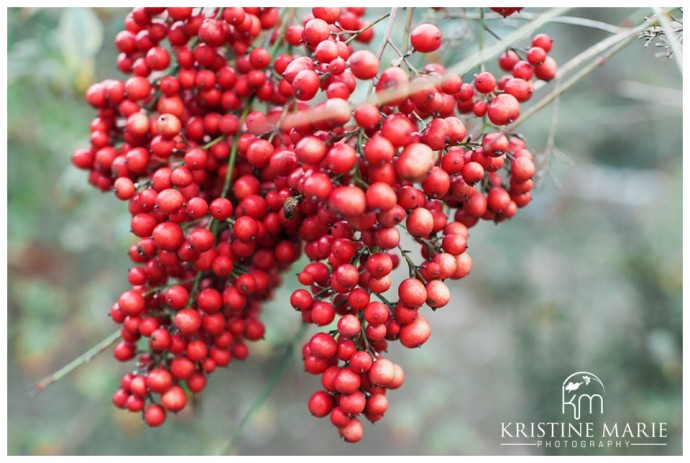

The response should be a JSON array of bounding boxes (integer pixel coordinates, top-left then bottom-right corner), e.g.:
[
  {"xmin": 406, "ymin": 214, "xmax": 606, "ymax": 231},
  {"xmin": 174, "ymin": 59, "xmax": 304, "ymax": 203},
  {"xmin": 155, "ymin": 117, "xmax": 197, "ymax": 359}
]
[
  {"xmin": 344, "ymin": 10, "xmax": 392, "ymax": 45},
  {"xmin": 201, "ymin": 136, "xmax": 226, "ymax": 150},
  {"xmin": 219, "ymin": 323, "xmax": 308, "ymax": 455},
  {"xmin": 358, "ymin": 316, "xmax": 373, "ymax": 352},
  {"xmin": 387, "ymin": 39, "xmax": 419, "ymax": 75},
  {"xmin": 30, "ymin": 329, "xmax": 122, "ymax": 397},
  {"xmin": 372, "ymin": 291, "xmax": 395, "ymax": 308},
  {"xmin": 143, "ymin": 277, "xmax": 196, "ymax": 296},
  {"xmin": 366, "ymin": 8, "xmax": 399, "ymax": 97},
  {"xmin": 398, "ymin": 245, "xmax": 427, "ymax": 284},
  {"xmin": 220, "ymin": 100, "xmax": 255, "ymax": 200}
]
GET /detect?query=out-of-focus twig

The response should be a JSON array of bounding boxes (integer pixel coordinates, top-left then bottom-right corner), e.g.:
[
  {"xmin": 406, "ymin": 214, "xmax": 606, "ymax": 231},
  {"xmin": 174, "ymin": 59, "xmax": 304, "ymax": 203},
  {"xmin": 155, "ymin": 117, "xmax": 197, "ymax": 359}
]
[
  {"xmin": 443, "ymin": 10, "xmax": 625, "ymax": 34},
  {"xmin": 30, "ymin": 329, "xmax": 122, "ymax": 397},
  {"xmin": 652, "ymin": 7, "xmax": 683, "ymax": 73}
]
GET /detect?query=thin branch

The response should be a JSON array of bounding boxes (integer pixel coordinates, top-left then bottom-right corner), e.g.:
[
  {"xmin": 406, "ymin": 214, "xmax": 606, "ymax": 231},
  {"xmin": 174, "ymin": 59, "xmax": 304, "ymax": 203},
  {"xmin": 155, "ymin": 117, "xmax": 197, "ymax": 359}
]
[
  {"xmin": 444, "ymin": 10, "xmax": 625, "ymax": 34},
  {"xmin": 387, "ymin": 38, "xmax": 419, "ymax": 75},
  {"xmin": 402, "ymin": 7, "xmax": 414, "ymax": 54},
  {"xmin": 535, "ymin": 83, "xmax": 562, "ymax": 189},
  {"xmin": 220, "ymin": 101, "xmax": 254, "ymax": 199},
  {"xmin": 344, "ymin": 10, "xmax": 392, "ymax": 45},
  {"xmin": 375, "ymin": 7, "xmax": 399, "ymax": 60},
  {"xmin": 220, "ymin": 323, "xmax": 308, "ymax": 455},
  {"xmin": 30, "ymin": 329, "xmax": 122, "ymax": 396}
]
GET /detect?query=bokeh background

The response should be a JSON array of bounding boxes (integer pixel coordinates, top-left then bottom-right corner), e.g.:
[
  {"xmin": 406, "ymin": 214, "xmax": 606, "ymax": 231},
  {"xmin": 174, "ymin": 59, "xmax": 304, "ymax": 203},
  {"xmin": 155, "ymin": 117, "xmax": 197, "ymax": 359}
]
[{"xmin": 7, "ymin": 7, "xmax": 682, "ymax": 456}]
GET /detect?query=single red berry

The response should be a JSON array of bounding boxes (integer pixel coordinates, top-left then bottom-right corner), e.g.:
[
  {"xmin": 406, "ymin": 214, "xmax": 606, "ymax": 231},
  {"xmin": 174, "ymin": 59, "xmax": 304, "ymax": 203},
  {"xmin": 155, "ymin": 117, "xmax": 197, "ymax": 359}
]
[
  {"xmin": 349, "ymin": 50, "xmax": 379, "ymax": 80},
  {"xmin": 308, "ymin": 390, "xmax": 334, "ymax": 417},
  {"xmin": 399, "ymin": 314, "xmax": 432, "ymax": 348},
  {"xmin": 144, "ymin": 403, "xmax": 166, "ymax": 427},
  {"xmin": 410, "ymin": 24, "xmax": 443, "ymax": 53},
  {"xmin": 527, "ymin": 46, "xmax": 547, "ymax": 66},
  {"xmin": 426, "ymin": 280, "xmax": 450, "ymax": 308},
  {"xmin": 406, "ymin": 207, "xmax": 434, "ymax": 237},
  {"xmin": 398, "ymin": 278, "xmax": 427, "ymax": 308},
  {"xmin": 309, "ymin": 332, "xmax": 338, "ymax": 359},
  {"xmin": 152, "ymin": 222, "xmax": 184, "ymax": 251},
  {"xmin": 535, "ymin": 56, "xmax": 558, "ymax": 81},
  {"xmin": 532, "ymin": 33, "xmax": 553, "ymax": 53},
  {"xmin": 174, "ymin": 308, "xmax": 201, "ymax": 336},
  {"xmin": 396, "ymin": 143, "xmax": 434, "ymax": 182},
  {"xmin": 146, "ymin": 368, "xmax": 173, "ymax": 394},
  {"xmin": 488, "ymin": 94, "xmax": 520, "ymax": 126},
  {"xmin": 161, "ymin": 385, "xmax": 188, "ymax": 412},
  {"xmin": 474, "ymin": 71, "xmax": 496, "ymax": 93},
  {"xmin": 368, "ymin": 358, "xmax": 395, "ymax": 386}
]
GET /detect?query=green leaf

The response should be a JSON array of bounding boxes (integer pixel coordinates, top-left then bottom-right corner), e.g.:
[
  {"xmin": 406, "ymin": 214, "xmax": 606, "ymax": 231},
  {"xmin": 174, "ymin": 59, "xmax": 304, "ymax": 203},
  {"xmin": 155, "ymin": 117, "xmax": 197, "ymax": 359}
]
[{"xmin": 57, "ymin": 8, "xmax": 103, "ymax": 78}]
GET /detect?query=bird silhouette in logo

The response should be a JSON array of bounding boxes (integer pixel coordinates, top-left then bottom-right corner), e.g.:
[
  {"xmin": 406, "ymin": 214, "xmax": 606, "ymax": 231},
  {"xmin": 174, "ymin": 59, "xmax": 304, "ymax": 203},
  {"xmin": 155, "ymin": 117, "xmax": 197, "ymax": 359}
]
[{"xmin": 564, "ymin": 381, "xmax": 583, "ymax": 393}]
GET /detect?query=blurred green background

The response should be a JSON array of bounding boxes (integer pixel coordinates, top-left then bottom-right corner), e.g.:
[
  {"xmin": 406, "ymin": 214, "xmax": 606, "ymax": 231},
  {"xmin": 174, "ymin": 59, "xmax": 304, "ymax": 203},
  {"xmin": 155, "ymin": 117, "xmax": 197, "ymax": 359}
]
[{"xmin": 7, "ymin": 7, "xmax": 682, "ymax": 456}]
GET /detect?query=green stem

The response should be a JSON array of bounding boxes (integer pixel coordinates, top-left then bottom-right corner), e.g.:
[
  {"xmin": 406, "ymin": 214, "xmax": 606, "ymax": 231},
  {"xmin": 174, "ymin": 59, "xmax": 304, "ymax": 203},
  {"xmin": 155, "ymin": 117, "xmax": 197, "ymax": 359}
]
[
  {"xmin": 220, "ymin": 323, "xmax": 308, "ymax": 455},
  {"xmin": 30, "ymin": 329, "xmax": 122, "ymax": 396},
  {"xmin": 220, "ymin": 101, "xmax": 254, "ymax": 199},
  {"xmin": 373, "ymin": 291, "xmax": 395, "ymax": 308},
  {"xmin": 398, "ymin": 245, "xmax": 427, "ymax": 284},
  {"xmin": 201, "ymin": 136, "xmax": 226, "ymax": 150}
]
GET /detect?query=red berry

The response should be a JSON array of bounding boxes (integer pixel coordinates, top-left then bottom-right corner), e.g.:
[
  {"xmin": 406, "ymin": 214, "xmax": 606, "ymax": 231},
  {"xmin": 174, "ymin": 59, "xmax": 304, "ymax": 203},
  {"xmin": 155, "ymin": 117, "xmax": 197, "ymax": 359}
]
[
  {"xmin": 329, "ymin": 186, "xmax": 366, "ymax": 217},
  {"xmin": 535, "ymin": 56, "xmax": 558, "ymax": 81},
  {"xmin": 308, "ymin": 390, "xmax": 334, "ymax": 417},
  {"xmin": 396, "ymin": 143, "xmax": 434, "ymax": 182},
  {"xmin": 349, "ymin": 50, "xmax": 379, "ymax": 80},
  {"xmin": 161, "ymin": 385, "xmax": 188, "ymax": 412},
  {"xmin": 488, "ymin": 94, "xmax": 520, "ymax": 125},
  {"xmin": 406, "ymin": 208, "xmax": 434, "ymax": 237},
  {"xmin": 368, "ymin": 358, "xmax": 395, "ymax": 386},
  {"xmin": 527, "ymin": 46, "xmax": 547, "ymax": 66},
  {"xmin": 532, "ymin": 33, "xmax": 553, "ymax": 53},
  {"xmin": 474, "ymin": 71, "xmax": 496, "ymax": 93},
  {"xmin": 175, "ymin": 308, "xmax": 201, "ymax": 336},
  {"xmin": 410, "ymin": 24, "xmax": 443, "ymax": 53},
  {"xmin": 399, "ymin": 314, "xmax": 432, "ymax": 348},
  {"xmin": 398, "ymin": 278, "xmax": 427, "ymax": 308},
  {"xmin": 309, "ymin": 332, "xmax": 338, "ymax": 359},
  {"xmin": 144, "ymin": 404, "xmax": 167, "ymax": 427}
]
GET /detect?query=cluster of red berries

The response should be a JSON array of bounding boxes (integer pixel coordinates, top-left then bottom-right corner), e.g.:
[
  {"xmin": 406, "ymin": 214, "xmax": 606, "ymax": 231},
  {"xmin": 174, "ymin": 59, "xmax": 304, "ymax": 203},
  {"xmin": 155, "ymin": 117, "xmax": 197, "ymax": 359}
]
[{"xmin": 71, "ymin": 7, "xmax": 553, "ymax": 441}]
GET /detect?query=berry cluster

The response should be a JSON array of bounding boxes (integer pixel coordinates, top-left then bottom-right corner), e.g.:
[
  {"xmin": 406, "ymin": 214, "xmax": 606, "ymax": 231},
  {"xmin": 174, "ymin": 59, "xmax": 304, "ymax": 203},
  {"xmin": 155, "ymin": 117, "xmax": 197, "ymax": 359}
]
[{"xmin": 72, "ymin": 7, "xmax": 554, "ymax": 441}]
